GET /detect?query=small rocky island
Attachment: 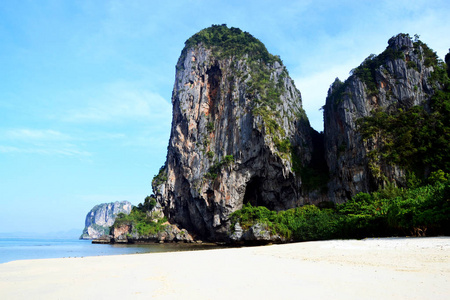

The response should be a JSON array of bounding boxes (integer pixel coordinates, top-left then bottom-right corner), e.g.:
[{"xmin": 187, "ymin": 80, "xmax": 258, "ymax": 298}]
[{"xmin": 80, "ymin": 201, "xmax": 132, "ymax": 240}]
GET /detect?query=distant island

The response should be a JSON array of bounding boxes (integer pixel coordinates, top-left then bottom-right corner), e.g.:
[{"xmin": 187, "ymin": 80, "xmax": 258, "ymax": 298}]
[
  {"xmin": 103, "ymin": 25, "xmax": 449, "ymax": 244},
  {"xmin": 80, "ymin": 201, "xmax": 132, "ymax": 239}
]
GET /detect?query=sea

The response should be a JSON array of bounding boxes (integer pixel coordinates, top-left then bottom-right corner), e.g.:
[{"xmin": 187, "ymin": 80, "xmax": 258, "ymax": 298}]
[{"xmin": 0, "ymin": 238, "xmax": 223, "ymax": 264}]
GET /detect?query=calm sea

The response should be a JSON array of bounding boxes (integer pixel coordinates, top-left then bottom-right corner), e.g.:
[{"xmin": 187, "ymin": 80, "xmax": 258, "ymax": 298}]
[{"xmin": 0, "ymin": 238, "xmax": 223, "ymax": 264}]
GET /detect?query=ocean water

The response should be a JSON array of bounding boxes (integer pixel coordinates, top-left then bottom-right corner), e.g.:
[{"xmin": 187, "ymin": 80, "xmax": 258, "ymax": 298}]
[{"xmin": 0, "ymin": 238, "xmax": 222, "ymax": 264}]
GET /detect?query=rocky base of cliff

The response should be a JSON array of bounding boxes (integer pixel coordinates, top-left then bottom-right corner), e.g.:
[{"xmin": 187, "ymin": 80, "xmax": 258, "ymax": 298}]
[
  {"xmin": 107, "ymin": 223, "xmax": 196, "ymax": 244},
  {"xmin": 229, "ymin": 222, "xmax": 288, "ymax": 244}
]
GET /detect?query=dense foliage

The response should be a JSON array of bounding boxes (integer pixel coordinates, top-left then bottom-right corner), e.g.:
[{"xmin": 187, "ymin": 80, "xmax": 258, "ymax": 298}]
[
  {"xmin": 328, "ymin": 40, "xmax": 405, "ymax": 102},
  {"xmin": 113, "ymin": 196, "xmax": 167, "ymax": 236},
  {"xmin": 152, "ymin": 164, "xmax": 168, "ymax": 187},
  {"xmin": 184, "ymin": 24, "xmax": 278, "ymax": 63},
  {"xmin": 231, "ymin": 177, "xmax": 450, "ymax": 241},
  {"xmin": 357, "ymin": 50, "xmax": 450, "ymax": 179},
  {"xmin": 350, "ymin": 46, "xmax": 405, "ymax": 96},
  {"xmin": 183, "ymin": 25, "xmax": 304, "ymax": 161}
]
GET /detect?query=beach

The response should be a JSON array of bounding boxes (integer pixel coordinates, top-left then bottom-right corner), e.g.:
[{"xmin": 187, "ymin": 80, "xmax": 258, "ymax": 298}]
[{"xmin": 1, "ymin": 237, "xmax": 449, "ymax": 299}]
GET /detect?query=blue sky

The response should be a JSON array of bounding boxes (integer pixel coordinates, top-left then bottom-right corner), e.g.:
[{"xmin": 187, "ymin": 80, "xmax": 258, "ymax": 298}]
[{"xmin": 1, "ymin": 0, "xmax": 449, "ymax": 236}]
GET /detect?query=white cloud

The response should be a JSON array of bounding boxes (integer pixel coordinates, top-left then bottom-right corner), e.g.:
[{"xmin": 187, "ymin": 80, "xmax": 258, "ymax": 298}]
[
  {"xmin": 0, "ymin": 145, "xmax": 21, "ymax": 153},
  {"xmin": 63, "ymin": 84, "xmax": 172, "ymax": 123},
  {"xmin": 4, "ymin": 129, "xmax": 71, "ymax": 141},
  {"xmin": 83, "ymin": 132, "xmax": 126, "ymax": 141},
  {"xmin": 0, "ymin": 129, "xmax": 91, "ymax": 157},
  {"xmin": 0, "ymin": 144, "xmax": 91, "ymax": 157}
]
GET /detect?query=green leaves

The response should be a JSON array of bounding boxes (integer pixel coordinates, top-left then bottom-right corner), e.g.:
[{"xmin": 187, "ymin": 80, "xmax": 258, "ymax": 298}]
[
  {"xmin": 152, "ymin": 164, "xmax": 168, "ymax": 187},
  {"xmin": 184, "ymin": 24, "xmax": 278, "ymax": 64},
  {"xmin": 113, "ymin": 209, "xmax": 168, "ymax": 236},
  {"xmin": 231, "ymin": 204, "xmax": 339, "ymax": 241},
  {"xmin": 350, "ymin": 43, "xmax": 405, "ymax": 96},
  {"xmin": 231, "ymin": 180, "xmax": 450, "ymax": 241},
  {"xmin": 357, "ymin": 74, "xmax": 450, "ymax": 178},
  {"xmin": 205, "ymin": 155, "xmax": 234, "ymax": 180},
  {"xmin": 353, "ymin": 35, "xmax": 449, "ymax": 180}
]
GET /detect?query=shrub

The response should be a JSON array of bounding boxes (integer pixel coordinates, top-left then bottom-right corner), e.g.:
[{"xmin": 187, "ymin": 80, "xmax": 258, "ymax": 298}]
[
  {"xmin": 230, "ymin": 181, "xmax": 450, "ymax": 241},
  {"xmin": 183, "ymin": 24, "xmax": 280, "ymax": 64},
  {"xmin": 205, "ymin": 155, "xmax": 234, "ymax": 180},
  {"xmin": 113, "ymin": 209, "xmax": 168, "ymax": 236},
  {"xmin": 152, "ymin": 164, "xmax": 168, "ymax": 187},
  {"xmin": 206, "ymin": 122, "xmax": 214, "ymax": 132},
  {"xmin": 137, "ymin": 196, "xmax": 157, "ymax": 212},
  {"xmin": 407, "ymin": 60, "xmax": 418, "ymax": 71}
]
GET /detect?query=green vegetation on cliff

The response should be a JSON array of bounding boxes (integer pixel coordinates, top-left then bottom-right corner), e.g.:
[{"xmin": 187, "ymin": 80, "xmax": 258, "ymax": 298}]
[
  {"xmin": 350, "ymin": 36, "xmax": 406, "ymax": 96},
  {"xmin": 329, "ymin": 33, "xmax": 440, "ymax": 103},
  {"xmin": 357, "ymin": 48, "xmax": 450, "ymax": 179},
  {"xmin": 183, "ymin": 24, "xmax": 278, "ymax": 63},
  {"xmin": 152, "ymin": 164, "xmax": 168, "ymax": 188},
  {"xmin": 183, "ymin": 24, "xmax": 305, "ymax": 164},
  {"xmin": 231, "ymin": 35, "xmax": 450, "ymax": 242},
  {"xmin": 232, "ymin": 176, "xmax": 450, "ymax": 241},
  {"xmin": 114, "ymin": 209, "xmax": 167, "ymax": 236},
  {"xmin": 113, "ymin": 196, "xmax": 167, "ymax": 236},
  {"xmin": 205, "ymin": 155, "xmax": 234, "ymax": 180}
]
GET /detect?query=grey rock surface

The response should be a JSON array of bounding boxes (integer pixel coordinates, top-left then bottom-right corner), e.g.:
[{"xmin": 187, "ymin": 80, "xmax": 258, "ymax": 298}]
[
  {"xmin": 153, "ymin": 28, "xmax": 314, "ymax": 241},
  {"xmin": 80, "ymin": 201, "xmax": 132, "ymax": 239},
  {"xmin": 147, "ymin": 30, "xmax": 445, "ymax": 243},
  {"xmin": 323, "ymin": 34, "xmax": 438, "ymax": 202},
  {"xmin": 111, "ymin": 223, "xmax": 194, "ymax": 243},
  {"xmin": 230, "ymin": 222, "xmax": 286, "ymax": 243}
]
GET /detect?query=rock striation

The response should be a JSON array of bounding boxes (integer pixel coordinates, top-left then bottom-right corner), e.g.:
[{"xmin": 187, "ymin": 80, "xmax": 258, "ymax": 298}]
[
  {"xmin": 80, "ymin": 201, "xmax": 132, "ymax": 239},
  {"xmin": 149, "ymin": 28, "xmax": 447, "ymax": 242},
  {"xmin": 153, "ymin": 25, "xmax": 315, "ymax": 241},
  {"xmin": 323, "ymin": 34, "xmax": 440, "ymax": 202}
]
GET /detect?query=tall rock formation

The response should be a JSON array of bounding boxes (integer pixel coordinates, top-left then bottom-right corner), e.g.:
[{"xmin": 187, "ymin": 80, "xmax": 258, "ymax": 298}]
[
  {"xmin": 80, "ymin": 201, "xmax": 132, "ymax": 239},
  {"xmin": 148, "ymin": 29, "xmax": 447, "ymax": 241},
  {"xmin": 153, "ymin": 25, "xmax": 314, "ymax": 240},
  {"xmin": 323, "ymin": 33, "xmax": 441, "ymax": 202}
]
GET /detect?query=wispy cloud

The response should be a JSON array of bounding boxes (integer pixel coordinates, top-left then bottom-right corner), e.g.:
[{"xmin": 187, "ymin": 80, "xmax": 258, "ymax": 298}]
[
  {"xmin": 0, "ymin": 129, "xmax": 91, "ymax": 157},
  {"xmin": 4, "ymin": 129, "xmax": 71, "ymax": 141},
  {"xmin": 0, "ymin": 144, "xmax": 91, "ymax": 156},
  {"xmin": 62, "ymin": 84, "xmax": 172, "ymax": 123}
]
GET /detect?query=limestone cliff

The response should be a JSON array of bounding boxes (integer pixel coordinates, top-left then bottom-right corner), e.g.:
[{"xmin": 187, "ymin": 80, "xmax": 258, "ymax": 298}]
[
  {"xmin": 153, "ymin": 25, "xmax": 314, "ymax": 240},
  {"xmin": 148, "ymin": 28, "xmax": 447, "ymax": 241},
  {"xmin": 80, "ymin": 201, "xmax": 132, "ymax": 239},
  {"xmin": 323, "ymin": 33, "xmax": 440, "ymax": 202}
]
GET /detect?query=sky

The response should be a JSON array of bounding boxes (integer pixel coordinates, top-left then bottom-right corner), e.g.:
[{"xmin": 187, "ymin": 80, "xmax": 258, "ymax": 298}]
[{"xmin": 1, "ymin": 0, "xmax": 449, "ymax": 236}]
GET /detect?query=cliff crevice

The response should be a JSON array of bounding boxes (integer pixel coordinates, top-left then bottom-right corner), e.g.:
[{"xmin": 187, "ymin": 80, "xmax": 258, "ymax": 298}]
[
  {"xmin": 148, "ymin": 27, "xmax": 448, "ymax": 242},
  {"xmin": 153, "ymin": 25, "xmax": 316, "ymax": 240},
  {"xmin": 323, "ymin": 33, "xmax": 443, "ymax": 202}
]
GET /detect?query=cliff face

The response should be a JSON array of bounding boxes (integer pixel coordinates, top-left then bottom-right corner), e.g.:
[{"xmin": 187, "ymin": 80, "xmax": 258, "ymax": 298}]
[
  {"xmin": 323, "ymin": 34, "xmax": 438, "ymax": 202},
  {"xmin": 149, "ymin": 28, "xmax": 447, "ymax": 241},
  {"xmin": 80, "ymin": 201, "xmax": 132, "ymax": 239},
  {"xmin": 153, "ymin": 25, "xmax": 314, "ymax": 240}
]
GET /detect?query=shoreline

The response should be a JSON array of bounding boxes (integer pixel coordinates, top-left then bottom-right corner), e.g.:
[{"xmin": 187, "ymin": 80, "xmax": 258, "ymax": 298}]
[{"xmin": 1, "ymin": 237, "xmax": 449, "ymax": 299}]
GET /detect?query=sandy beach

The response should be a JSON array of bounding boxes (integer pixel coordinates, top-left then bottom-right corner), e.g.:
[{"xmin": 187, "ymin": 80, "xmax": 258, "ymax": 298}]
[{"xmin": 0, "ymin": 237, "xmax": 449, "ymax": 299}]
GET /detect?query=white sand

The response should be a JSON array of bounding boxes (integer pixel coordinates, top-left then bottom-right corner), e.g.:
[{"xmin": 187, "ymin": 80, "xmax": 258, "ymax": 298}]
[{"xmin": 0, "ymin": 237, "xmax": 449, "ymax": 299}]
